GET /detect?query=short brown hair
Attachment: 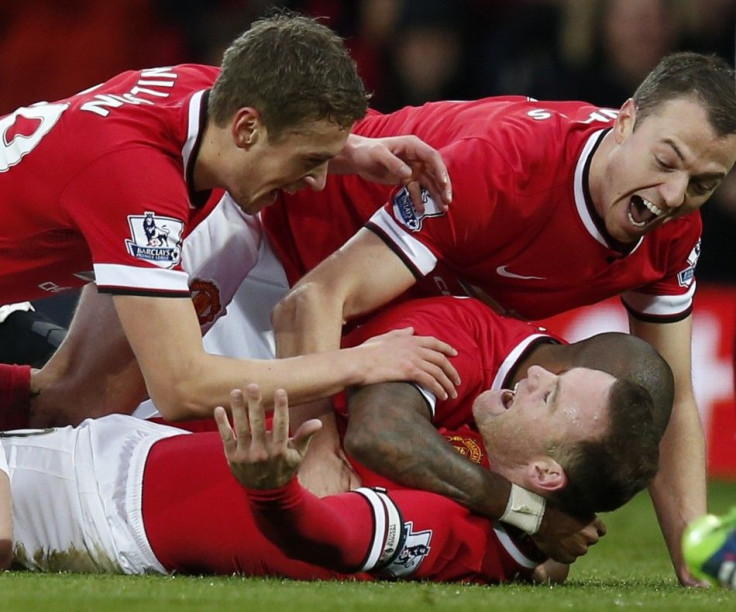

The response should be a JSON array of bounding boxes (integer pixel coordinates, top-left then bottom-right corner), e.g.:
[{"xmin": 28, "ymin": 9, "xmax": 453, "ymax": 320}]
[
  {"xmin": 209, "ymin": 12, "xmax": 369, "ymax": 140},
  {"xmin": 633, "ymin": 52, "xmax": 736, "ymax": 137},
  {"xmin": 547, "ymin": 377, "xmax": 660, "ymax": 519}
]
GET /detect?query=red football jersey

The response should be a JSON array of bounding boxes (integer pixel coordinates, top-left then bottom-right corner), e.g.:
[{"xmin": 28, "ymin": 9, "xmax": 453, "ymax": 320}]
[
  {"xmin": 263, "ymin": 98, "xmax": 700, "ymax": 321},
  {"xmin": 142, "ymin": 429, "xmax": 541, "ymax": 583},
  {"xmin": 0, "ymin": 64, "xmax": 219, "ymax": 304},
  {"xmin": 340, "ymin": 296, "xmax": 559, "ymax": 429}
]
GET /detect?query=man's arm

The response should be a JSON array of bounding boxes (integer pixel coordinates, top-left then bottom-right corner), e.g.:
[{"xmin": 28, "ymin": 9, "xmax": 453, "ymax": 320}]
[
  {"xmin": 344, "ymin": 381, "xmax": 605, "ymax": 563},
  {"xmin": 345, "ymin": 382, "xmax": 511, "ymax": 514},
  {"xmin": 30, "ymin": 283, "xmax": 148, "ymax": 426},
  {"xmin": 629, "ymin": 314, "xmax": 708, "ymax": 587},
  {"xmin": 114, "ymin": 290, "xmax": 458, "ymax": 421},
  {"xmin": 273, "ymin": 228, "xmax": 423, "ymax": 358}
]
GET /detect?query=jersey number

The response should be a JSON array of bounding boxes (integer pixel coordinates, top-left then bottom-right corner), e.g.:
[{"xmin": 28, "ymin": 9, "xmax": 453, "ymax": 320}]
[{"xmin": 0, "ymin": 102, "xmax": 68, "ymax": 172}]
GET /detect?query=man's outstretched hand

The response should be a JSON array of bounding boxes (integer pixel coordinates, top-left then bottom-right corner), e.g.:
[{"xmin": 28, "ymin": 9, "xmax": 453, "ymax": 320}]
[{"xmin": 215, "ymin": 384, "xmax": 322, "ymax": 490}]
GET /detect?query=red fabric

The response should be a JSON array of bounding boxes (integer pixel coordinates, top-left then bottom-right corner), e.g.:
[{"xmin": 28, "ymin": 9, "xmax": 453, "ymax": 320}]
[
  {"xmin": 263, "ymin": 98, "xmax": 700, "ymax": 322},
  {"xmin": 0, "ymin": 364, "xmax": 31, "ymax": 430},
  {"xmin": 141, "ymin": 429, "xmax": 539, "ymax": 582},
  {"xmin": 0, "ymin": 64, "xmax": 218, "ymax": 303}
]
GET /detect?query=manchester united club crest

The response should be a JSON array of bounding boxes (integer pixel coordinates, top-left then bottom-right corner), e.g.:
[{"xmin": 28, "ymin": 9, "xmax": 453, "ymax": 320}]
[
  {"xmin": 190, "ymin": 278, "xmax": 223, "ymax": 326},
  {"xmin": 445, "ymin": 434, "xmax": 484, "ymax": 464},
  {"xmin": 125, "ymin": 211, "xmax": 184, "ymax": 268}
]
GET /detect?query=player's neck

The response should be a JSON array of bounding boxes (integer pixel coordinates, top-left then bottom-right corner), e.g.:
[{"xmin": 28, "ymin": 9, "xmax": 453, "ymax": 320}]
[{"xmin": 191, "ymin": 121, "xmax": 224, "ymax": 192}]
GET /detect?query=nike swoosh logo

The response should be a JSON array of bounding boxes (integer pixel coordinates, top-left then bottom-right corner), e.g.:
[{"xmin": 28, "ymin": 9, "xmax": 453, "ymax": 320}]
[{"xmin": 495, "ymin": 265, "xmax": 546, "ymax": 280}]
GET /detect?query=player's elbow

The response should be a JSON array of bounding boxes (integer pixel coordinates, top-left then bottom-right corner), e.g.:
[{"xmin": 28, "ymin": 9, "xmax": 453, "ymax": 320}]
[
  {"xmin": 272, "ymin": 282, "xmax": 335, "ymax": 332},
  {"xmin": 343, "ymin": 423, "xmax": 378, "ymax": 466},
  {"xmin": 145, "ymin": 371, "xmax": 206, "ymax": 422}
]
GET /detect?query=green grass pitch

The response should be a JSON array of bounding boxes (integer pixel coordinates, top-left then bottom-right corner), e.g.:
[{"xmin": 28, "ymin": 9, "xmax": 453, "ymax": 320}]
[{"xmin": 1, "ymin": 480, "xmax": 734, "ymax": 611}]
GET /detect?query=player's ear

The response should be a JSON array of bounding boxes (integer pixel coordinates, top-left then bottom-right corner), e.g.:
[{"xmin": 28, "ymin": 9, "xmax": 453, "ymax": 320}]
[
  {"xmin": 527, "ymin": 457, "xmax": 567, "ymax": 492},
  {"xmin": 232, "ymin": 107, "xmax": 262, "ymax": 149},
  {"xmin": 614, "ymin": 98, "xmax": 637, "ymax": 144}
]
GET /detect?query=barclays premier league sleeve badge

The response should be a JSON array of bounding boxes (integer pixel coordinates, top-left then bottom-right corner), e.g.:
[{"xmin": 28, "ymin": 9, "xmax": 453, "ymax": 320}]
[
  {"xmin": 391, "ymin": 187, "xmax": 445, "ymax": 232},
  {"xmin": 125, "ymin": 211, "xmax": 185, "ymax": 268},
  {"xmin": 677, "ymin": 238, "xmax": 700, "ymax": 288}
]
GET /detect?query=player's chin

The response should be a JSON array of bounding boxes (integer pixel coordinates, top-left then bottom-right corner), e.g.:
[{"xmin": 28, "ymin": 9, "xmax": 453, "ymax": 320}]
[
  {"xmin": 248, "ymin": 190, "xmax": 280, "ymax": 213},
  {"xmin": 472, "ymin": 390, "xmax": 503, "ymax": 419}
]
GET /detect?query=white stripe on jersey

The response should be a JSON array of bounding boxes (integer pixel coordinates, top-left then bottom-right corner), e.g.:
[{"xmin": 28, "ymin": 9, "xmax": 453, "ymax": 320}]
[
  {"xmin": 182, "ymin": 89, "xmax": 206, "ymax": 179},
  {"xmin": 574, "ymin": 130, "xmax": 608, "ymax": 248},
  {"xmin": 492, "ymin": 521, "xmax": 538, "ymax": 569},
  {"xmin": 354, "ymin": 487, "xmax": 403, "ymax": 572},
  {"xmin": 622, "ymin": 282, "xmax": 696, "ymax": 318},
  {"xmin": 492, "ymin": 333, "xmax": 552, "ymax": 391},
  {"xmin": 93, "ymin": 263, "xmax": 190, "ymax": 293},
  {"xmin": 573, "ymin": 130, "xmax": 645, "ymax": 256},
  {"xmin": 369, "ymin": 208, "xmax": 438, "ymax": 275}
]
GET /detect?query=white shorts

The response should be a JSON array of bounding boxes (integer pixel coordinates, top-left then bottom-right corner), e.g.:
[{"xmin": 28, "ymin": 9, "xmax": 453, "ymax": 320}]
[{"xmin": 2, "ymin": 415, "xmax": 186, "ymax": 573}]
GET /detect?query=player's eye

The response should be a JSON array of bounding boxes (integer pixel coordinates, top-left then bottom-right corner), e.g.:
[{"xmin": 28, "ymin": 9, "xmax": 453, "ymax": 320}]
[{"xmin": 689, "ymin": 181, "xmax": 717, "ymax": 197}]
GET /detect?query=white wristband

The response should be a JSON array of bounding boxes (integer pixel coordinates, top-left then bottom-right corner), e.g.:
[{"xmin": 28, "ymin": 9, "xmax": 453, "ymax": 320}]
[{"xmin": 500, "ymin": 483, "xmax": 546, "ymax": 535}]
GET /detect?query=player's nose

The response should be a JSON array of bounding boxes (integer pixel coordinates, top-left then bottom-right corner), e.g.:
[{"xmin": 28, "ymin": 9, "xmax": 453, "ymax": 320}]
[{"xmin": 304, "ymin": 165, "xmax": 328, "ymax": 191}]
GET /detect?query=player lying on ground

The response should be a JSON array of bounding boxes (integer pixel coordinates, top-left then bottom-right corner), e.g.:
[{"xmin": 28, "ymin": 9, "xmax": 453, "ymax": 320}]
[
  {"xmin": 333, "ymin": 296, "xmax": 674, "ymax": 558},
  {"xmin": 0, "ymin": 368, "xmax": 658, "ymax": 581},
  {"xmin": 3, "ymin": 296, "xmax": 672, "ymax": 566}
]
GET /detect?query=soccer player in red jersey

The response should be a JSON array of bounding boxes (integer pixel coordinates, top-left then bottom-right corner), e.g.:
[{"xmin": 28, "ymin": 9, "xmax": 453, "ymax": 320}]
[
  {"xmin": 0, "ymin": 359, "xmax": 660, "ymax": 581},
  {"xmin": 0, "ymin": 14, "xmax": 459, "ymax": 426},
  {"xmin": 271, "ymin": 52, "xmax": 736, "ymax": 585}
]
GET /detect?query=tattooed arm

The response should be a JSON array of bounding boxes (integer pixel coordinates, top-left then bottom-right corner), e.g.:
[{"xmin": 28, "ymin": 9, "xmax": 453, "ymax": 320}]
[
  {"xmin": 343, "ymin": 381, "xmax": 605, "ymax": 564},
  {"xmin": 342, "ymin": 382, "xmax": 511, "ymax": 517}
]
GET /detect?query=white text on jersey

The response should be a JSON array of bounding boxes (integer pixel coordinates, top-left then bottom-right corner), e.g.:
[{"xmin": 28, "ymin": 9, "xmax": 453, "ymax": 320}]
[{"xmin": 80, "ymin": 68, "xmax": 179, "ymax": 118}]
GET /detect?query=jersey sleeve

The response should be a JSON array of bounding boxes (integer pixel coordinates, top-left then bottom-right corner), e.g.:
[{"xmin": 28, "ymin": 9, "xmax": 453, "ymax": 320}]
[
  {"xmin": 366, "ymin": 137, "xmax": 509, "ymax": 279},
  {"xmin": 245, "ymin": 479, "xmax": 404, "ymax": 573},
  {"xmin": 63, "ymin": 147, "xmax": 192, "ymax": 296},
  {"xmin": 246, "ymin": 478, "xmax": 542, "ymax": 583},
  {"xmin": 341, "ymin": 297, "xmax": 487, "ymax": 426},
  {"xmin": 621, "ymin": 219, "xmax": 702, "ymax": 322}
]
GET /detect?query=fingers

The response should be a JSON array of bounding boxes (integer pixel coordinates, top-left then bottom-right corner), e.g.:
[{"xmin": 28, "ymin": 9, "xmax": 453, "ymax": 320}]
[
  {"xmin": 245, "ymin": 384, "xmax": 266, "ymax": 449},
  {"xmin": 413, "ymin": 146, "xmax": 452, "ymax": 206},
  {"xmin": 230, "ymin": 387, "xmax": 250, "ymax": 442},
  {"xmin": 406, "ymin": 181, "xmax": 426, "ymax": 214},
  {"xmin": 291, "ymin": 418, "xmax": 323, "ymax": 457},
  {"xmin": 387, "ymin": 326, "xmax": 414, "ymax": 337},
  {"xmin": 592, "ymin": 516, "xmax": 607, "ymax": 537},
  {"xmin": 214, "ymin": 405, "xmax": 235, "ymax": 452},
  {"xmin": 397, "ymin": 136, "xmax": 452, "ymax": 206},
  {"xmin": 412, "ymin": 360, "xmax": 458, "ymax": 400},
  {"xmin": 271, "ymin": 388, "xmax": 290, "ymax": 449},
  {"xmin": 415, "ymin": 337, "xmax": 460, "ymax": 386}
]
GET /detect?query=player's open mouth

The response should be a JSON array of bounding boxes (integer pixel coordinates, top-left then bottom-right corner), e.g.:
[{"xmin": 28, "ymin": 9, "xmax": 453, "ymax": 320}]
[
  {"xmin": 628, "ymin": 195, "xmax": 663, "ymax": 228},
  {"xmin": 501, "ymin": 382, "xmax": 519, "ymax": 410}
]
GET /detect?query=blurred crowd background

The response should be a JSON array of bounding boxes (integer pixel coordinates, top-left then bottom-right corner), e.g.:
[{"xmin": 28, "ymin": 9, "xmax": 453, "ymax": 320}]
[{"xmin": 1, "ymin": 0, "xmax": 733, "ymax": 288}]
